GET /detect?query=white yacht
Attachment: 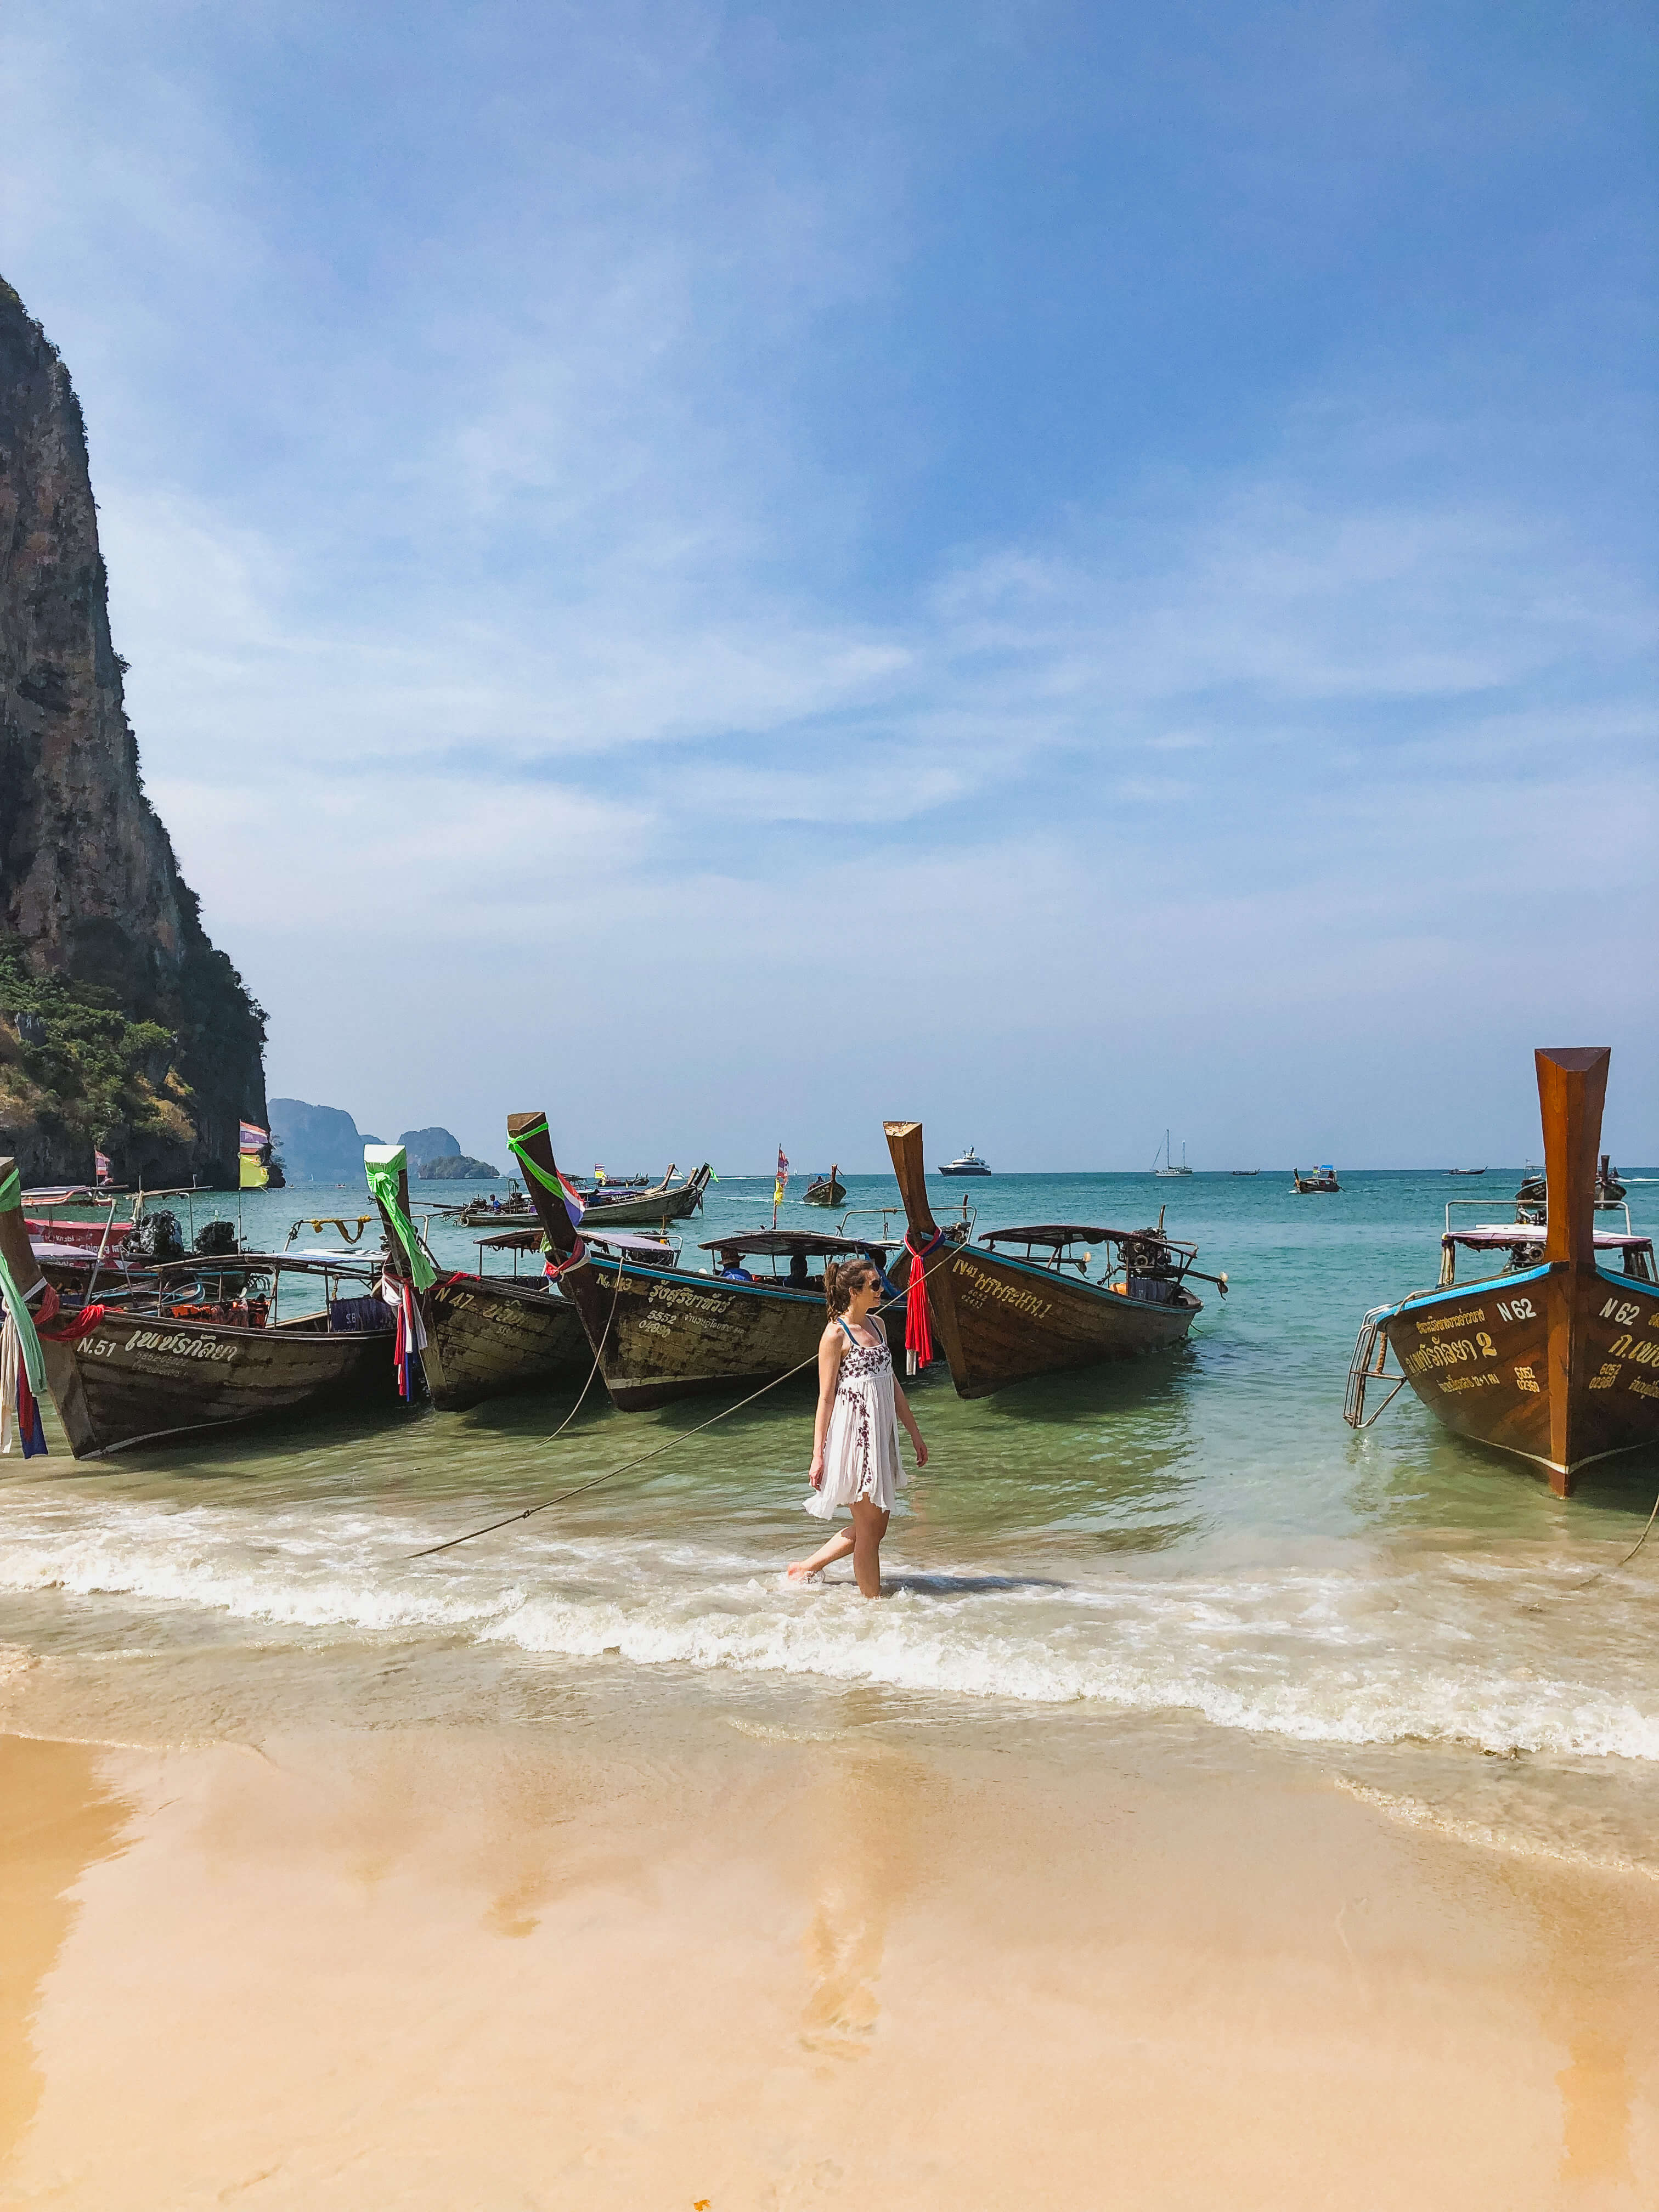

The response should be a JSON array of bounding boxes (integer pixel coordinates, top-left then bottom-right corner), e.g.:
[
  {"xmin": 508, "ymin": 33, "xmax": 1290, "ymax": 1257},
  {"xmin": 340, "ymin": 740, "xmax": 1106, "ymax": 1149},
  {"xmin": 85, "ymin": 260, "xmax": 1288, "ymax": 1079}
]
[{"xmin": 938, "ymin": 1147, "xmax": 991, "ymax": 1177}]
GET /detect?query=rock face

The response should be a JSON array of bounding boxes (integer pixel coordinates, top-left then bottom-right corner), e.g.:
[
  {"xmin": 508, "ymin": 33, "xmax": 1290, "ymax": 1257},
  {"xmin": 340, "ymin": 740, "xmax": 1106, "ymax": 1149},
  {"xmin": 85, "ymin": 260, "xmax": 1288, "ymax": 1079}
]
[
  {"xmin": 0, "ymin": 275, "xmax": 267, "ymax": 1186},
  {"xmin": 397, "ymin": 1126, "xmax": 462, "ymax": 1171},
  {"xmin": 267, "ymin": 1099, "xmax": 383, "ymax": 1186},
  {"xmin": 419, "ymin": 1155, "xmax": 503, "ymax": 1182}
]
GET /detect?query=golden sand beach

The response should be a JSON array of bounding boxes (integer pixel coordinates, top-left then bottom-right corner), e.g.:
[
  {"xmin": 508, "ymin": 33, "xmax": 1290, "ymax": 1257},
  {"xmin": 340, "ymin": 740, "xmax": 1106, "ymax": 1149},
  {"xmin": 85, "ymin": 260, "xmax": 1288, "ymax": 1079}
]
[{"xmin": 3, "ymin": 1693, "xmax": 1655, "ymax": 2210}]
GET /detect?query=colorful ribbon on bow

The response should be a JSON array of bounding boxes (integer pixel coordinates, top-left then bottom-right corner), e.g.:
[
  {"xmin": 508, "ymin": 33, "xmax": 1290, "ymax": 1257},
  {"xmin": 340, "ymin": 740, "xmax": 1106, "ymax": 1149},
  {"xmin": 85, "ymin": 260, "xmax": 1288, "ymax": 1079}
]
[
  {"xmin": 0, "ymin": 1164, "xmax": 50, "ymax": 1457},
  {"xmin": 543, "ymin": 1235, "xmax": 588, "ymax": 1283},
  {"xmin": 902, "ymin": 1228, "xmax": 947, "ymax": 1376},
  {"xmin": 380, "ymin": 1274, "xmax": 428, "ymax": 1401}
]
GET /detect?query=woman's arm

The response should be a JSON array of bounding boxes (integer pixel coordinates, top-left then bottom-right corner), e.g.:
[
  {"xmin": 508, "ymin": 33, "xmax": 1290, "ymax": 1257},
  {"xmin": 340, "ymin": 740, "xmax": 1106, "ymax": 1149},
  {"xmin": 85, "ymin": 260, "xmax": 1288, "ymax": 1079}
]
[
  {"xmin": 892, "ymin": 1376, "xmax": 929, "ymax": 1468},
  {"xmin": 809, "ymin": 1325, "xmax": 845, "ymax": 1486}
]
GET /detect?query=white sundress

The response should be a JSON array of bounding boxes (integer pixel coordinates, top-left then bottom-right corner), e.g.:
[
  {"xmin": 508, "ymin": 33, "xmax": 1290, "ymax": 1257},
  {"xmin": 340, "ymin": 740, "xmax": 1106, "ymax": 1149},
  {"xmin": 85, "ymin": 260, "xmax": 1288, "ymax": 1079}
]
[{"xmin": 805, "ymin": 1317, "xmax": 905, "ymax": 1521}]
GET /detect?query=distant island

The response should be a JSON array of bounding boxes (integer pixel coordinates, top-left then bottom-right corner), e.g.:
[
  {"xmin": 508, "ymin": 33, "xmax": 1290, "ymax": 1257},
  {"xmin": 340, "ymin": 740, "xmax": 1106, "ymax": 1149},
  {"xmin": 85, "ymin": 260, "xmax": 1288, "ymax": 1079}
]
[
  {"xmin": 267, "ymin": 1099, "xmax": 382, "ymax": 1184},
  {"xmin": 267, "ymin": 1107, "xmax": 494, "ymax": 1185}
]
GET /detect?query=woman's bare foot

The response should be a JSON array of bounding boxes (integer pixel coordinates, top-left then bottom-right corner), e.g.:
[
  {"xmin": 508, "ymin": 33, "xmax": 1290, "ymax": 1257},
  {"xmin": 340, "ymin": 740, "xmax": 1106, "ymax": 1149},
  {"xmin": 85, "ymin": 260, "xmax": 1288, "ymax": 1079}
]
[{"xmin": 788, "ymin": 1528, "xmax": 855, "ymax": 1582}]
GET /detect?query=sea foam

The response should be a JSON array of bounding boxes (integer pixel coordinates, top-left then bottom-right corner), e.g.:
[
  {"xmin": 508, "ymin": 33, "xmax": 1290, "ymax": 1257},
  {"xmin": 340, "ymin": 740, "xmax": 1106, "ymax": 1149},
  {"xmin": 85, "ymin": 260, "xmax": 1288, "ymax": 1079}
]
[{"xmin": 2, "ymin": 1487, "xmax": 1656, "ymax": 1762}]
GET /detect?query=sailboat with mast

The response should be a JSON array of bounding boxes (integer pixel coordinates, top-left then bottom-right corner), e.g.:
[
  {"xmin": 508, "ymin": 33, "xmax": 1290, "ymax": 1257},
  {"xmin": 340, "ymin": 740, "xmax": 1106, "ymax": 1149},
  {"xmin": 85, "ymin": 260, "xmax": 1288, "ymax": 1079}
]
[{"xmin": 1152, "ymin": 1131, "xmax": 1192, "ymax": 1177}]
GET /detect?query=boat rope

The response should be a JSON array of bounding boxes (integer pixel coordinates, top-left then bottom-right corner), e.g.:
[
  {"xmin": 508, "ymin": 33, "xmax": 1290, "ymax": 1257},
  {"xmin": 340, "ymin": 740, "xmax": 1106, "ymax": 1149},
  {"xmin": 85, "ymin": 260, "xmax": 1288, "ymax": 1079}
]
[
  {"xmin": 1543, "ymin": 1478, "xmax": 1659, "ymax": 1597},
  {"xmin": 404, "ymin": 1250, "xmax": 956, "ymax": 1563}
]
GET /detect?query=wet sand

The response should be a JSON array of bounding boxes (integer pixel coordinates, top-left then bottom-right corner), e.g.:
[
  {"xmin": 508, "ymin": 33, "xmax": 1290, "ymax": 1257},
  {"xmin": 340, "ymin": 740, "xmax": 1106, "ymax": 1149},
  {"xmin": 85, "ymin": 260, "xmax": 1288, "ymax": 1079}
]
[{"xmin": 3, "ymin": 1705, "xmax": 1656, "ymax": 2210}]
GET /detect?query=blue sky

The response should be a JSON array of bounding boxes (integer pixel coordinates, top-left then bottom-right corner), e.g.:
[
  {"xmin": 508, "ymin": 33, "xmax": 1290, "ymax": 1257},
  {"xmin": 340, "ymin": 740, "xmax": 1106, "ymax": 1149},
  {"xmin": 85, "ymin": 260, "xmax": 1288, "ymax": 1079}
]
[{"xmin": 3, "ymin": 1, "xmax": 1654, "ymax": 1169}]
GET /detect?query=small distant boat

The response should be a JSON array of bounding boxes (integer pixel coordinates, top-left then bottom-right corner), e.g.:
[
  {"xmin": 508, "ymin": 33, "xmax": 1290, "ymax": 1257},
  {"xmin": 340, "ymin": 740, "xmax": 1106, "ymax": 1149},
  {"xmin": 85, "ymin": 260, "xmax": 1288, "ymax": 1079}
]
[
  {"xmin": 1447, "ymin": 1167, "xmax": 1487, "ymax": 1176},
  {"xmin": 457, "ymin": 1179, "xmax": 537, "ymax": 1227},
  {"xmin": 1344, "ymin": 1048, "xmax": 1658, "ymax": 1494},
  {"xmin": 1516, "ymin": 1154, "xmax": 1626, "ymax": 1211},
  {"xmin": 1230, "ymin": 1171, "xmax": 1260, "ymax": 1177},
  {"xmin": 1153, "ymin": 1131, "xmax": 1192, "ymax": 1177},
  {"xmin": 1292, "ymin": 1166, "xmax": 1341, "ymax": 1194},
  {"xmin": 886, "ymin": 1120, "xmax": 1226, "ymax": 1397},
  {"xmin": 803, "ymin": 1165, "xmax": 847, "ymax": 1207},
  {"xmin": 938, "ymin": 1148, "xmax": 991, "ymax": 1177}
]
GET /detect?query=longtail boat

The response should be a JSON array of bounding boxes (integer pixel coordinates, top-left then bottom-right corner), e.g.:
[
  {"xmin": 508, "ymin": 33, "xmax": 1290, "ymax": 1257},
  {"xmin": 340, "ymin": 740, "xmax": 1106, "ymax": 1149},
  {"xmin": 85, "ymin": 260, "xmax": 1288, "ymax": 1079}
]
[
  {"xmin": 884, "ymin": 1120, "xmax": 1222, "ymax": 1397},
  {"xmin": 803, "ymin": 1165, "xmax": 847, "ymax": 1207},
  {"xmin": 1343, "ymin": 1048, "xmax": 1659, "ymax": 1493},
  {"xmin": 577, "ymin": 1164, "xmax": 713, "ymax": 1227},
  {"xmin": 0, "ymin": 1157, "xmax": 399, "ymax": 1458},
  {"xmin": 505, "ymin": 1113, "xmax": 900, "ymax": 1410},
  {"xmin": 1292, "ymin": 1165, "xmax": 1340, "ymax": 1193},
  {"xmin": 1516, "ymin": 1153, "xmax": 1627, "ymax": 1210},
  {"xmin": 366, "ymin": 1144, "xmax": 591, "ymax": 1413}
]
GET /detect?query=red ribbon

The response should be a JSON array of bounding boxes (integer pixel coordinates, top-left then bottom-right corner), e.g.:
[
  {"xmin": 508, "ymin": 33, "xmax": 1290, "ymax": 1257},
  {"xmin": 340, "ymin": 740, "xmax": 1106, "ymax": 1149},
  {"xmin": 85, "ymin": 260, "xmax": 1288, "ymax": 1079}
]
[
  {"xmin": 543, "ymin": 1235, "xmax": 588, "ymax": 1282},
  {"xmin": 38, "ymin": 1302, "xmax": 108, "ymax": 1344},
  {"xmin": 903, "ymin": 1230, "xmax": 945, "ymax": 1372}
]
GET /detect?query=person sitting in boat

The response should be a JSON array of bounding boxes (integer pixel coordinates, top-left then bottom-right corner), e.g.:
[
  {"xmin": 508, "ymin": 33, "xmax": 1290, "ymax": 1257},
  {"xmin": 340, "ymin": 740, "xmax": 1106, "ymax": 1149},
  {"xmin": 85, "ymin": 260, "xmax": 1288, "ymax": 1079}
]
[
  {"xmin": 788, "ymin": 1250, "xmax": 810, "ymax": 1289},
  {"xmin": 718, "ymin": 1250, "xmax": 753, "ymax": 1280}
]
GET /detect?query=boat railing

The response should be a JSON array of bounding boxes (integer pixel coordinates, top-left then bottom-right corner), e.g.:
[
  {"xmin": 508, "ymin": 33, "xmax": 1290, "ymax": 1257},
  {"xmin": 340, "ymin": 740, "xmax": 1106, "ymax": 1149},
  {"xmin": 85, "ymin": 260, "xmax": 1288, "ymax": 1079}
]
[{"xmin": 1344, "ymin": 1307, "xmax": 1407, "ymax": 1429}]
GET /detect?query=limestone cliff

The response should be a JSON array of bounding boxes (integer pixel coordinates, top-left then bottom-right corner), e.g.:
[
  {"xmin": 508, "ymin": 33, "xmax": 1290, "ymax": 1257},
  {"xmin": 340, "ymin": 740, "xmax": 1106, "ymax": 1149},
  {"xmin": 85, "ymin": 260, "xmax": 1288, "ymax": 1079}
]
[{"xmin": 0, "ymin": 275, "xmax": 266, "ymax": 1186}]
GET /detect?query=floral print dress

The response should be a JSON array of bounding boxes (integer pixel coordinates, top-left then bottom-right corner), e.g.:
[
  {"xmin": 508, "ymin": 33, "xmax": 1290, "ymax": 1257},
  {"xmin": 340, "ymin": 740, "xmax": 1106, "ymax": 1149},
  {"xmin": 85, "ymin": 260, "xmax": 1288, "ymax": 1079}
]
[{"xmin": 805, "ymin": 1317, "xmax": 905, "ymax": 1520}]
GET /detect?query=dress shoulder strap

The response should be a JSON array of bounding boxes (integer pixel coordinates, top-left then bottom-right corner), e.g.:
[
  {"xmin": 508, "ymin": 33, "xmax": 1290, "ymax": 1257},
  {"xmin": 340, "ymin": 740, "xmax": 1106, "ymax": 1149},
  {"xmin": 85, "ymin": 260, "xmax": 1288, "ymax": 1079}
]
[{"xmin": 836, "ymin": 1317, "xmax": 857, "ymax": 1346}]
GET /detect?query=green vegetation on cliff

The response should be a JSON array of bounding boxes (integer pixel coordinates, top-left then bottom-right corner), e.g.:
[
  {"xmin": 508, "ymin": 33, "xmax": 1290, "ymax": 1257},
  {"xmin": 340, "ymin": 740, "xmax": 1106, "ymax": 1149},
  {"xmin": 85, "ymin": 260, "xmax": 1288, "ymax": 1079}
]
[{"xmin": 0, "ymin": 933, "xmax": 204, "ymax": 1173}]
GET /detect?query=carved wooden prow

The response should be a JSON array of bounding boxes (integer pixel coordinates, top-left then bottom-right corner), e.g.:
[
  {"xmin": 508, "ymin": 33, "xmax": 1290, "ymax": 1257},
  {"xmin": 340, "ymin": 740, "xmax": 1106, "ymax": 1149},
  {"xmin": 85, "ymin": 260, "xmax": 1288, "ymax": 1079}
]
[
  {"xmin": 1537, "ymin": 1048, "xmax": 1608, "ymax": 1269},
  {"xmin": 1536, "ymin": 1047, "xmax": 1610, "ymax": 1494},
  {"xmin": 0, "ymin": 1158, "xmax": 47, "ymax": 1299},
  {"xmin": 883, "ymin": 1122, "xmax": 939, "ymax": 1240},
  {"xmin": 505, "ymin": 1112, "xmax": 610, "ymax": 1357},
  {"xmin": 365, "ymin": 1145, "xmax": 415, "ymax": 1275},
  {"xmin": 507, "ymin": 1114, "xmax": 578, "ymax": 1260}
]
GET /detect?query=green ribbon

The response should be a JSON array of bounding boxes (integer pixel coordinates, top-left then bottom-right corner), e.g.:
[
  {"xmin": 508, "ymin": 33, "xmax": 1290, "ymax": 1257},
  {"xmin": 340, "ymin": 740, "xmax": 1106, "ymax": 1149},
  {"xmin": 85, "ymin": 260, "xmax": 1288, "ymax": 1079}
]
[
  {"xmin": 504, "ymin": 1117, "xmax": 567, "ymax": 1203},
  {"xmin": 363, "ymin": 1148, "xmax": 436, "ymax": 1290},
  {"xmin": 0, "ymin": 1166, "xmax": 48, "ymax": 1396}
]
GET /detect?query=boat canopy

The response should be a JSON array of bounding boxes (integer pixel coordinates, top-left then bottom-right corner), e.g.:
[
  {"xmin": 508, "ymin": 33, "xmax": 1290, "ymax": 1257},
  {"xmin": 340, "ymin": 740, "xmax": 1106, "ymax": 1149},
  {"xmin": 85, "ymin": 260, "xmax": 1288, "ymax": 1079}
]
[
  {"xmin": 1446, "ymin": 1227, "xmax": 1652, "ymax": 1253},
  {"xmin": 980, "ymin": 1224, "xmax": 1150, "ymax": 1249},
  {"xmin": 476, "ymin": 1226, "xmax": 676, "ymax": 1256},
  {"xmin": 699, "ymin": 1230, "xmax": 899, "ymax": 1259}
]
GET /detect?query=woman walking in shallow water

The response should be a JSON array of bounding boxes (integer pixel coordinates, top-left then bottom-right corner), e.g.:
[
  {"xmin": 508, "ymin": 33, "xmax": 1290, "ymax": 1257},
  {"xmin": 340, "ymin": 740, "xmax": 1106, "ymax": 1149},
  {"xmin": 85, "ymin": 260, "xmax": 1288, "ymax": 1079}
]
[{"xmin": 788, "ymin": 1256, "xmax": 928, "ymax": 1598}]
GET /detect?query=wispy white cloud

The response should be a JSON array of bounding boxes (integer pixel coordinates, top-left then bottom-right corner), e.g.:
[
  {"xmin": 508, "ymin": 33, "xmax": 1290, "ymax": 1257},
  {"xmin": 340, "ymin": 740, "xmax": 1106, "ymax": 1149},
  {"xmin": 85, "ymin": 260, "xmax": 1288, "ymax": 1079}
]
[{"xmin": 3, "ymin": 1, "xmax": 1653, "ymax": 1165}]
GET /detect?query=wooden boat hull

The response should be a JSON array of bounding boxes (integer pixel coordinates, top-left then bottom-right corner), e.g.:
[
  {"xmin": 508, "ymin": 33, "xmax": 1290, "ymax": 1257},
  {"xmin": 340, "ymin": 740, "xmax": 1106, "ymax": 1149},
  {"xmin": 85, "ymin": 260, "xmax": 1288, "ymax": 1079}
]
[
  {"xmin": 577, "ymin": 1179, "xmax": 708, "ymax": 1228},
  {"xmin": 419, "ymin": 1272, "xmax": 591, "ymax": 1411},
  {"xmin": 457, "ymin": 1201, "xmax": 538, "ymax": 1228},
  {"xmin": 506, "ymin": 1116, "xmax": 901, "ymax": 1410},
  {"xmin": 558, "ymin": 1256, "xmax": 906, "ymax": 1411},
  {"xmin": 36, "ymin": 1310, "xmax": 396, "ymax": 1458},
  {"xmin": 891, "ymin": 1239, "xmax": 1195, "ymax": 1397},
  {"xmin": 802, "ymin": 1181, "xmax": 845, "ymax": 1208},
  {"xmin": 1380, "ymin": 1262, "xmax": 1659, "ymax": 1487},
  {"xmin": 885, "ymin": 1121, "xmax": 1199, "ymax": 1398}
]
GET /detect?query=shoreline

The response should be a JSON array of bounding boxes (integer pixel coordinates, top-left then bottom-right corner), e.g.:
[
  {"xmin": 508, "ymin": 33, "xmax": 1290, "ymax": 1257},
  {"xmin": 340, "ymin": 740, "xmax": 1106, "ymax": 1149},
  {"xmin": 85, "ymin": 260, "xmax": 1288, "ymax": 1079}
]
[{"xmin": 3, "ymin": 1691, "xmax": 1656, "ymax": 2208}]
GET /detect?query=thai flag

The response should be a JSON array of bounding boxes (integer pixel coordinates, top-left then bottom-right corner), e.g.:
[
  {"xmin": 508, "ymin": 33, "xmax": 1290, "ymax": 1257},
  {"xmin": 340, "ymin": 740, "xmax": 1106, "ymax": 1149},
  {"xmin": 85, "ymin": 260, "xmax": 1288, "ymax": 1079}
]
[
  {"xmin": 93, "ymin": 1149, "xmax": 112, "ymax": 1185},
  {"xmin": 773, "ymin": 1147, "xmax": 789, "ymax": 1206},
  {"xmin": 557, "ymin": 1171, "xmax": 586, "ymax": 1228},
  {"xmin": 239, "ymin": 1120, "xmax": 268, "ymax": 1154}
]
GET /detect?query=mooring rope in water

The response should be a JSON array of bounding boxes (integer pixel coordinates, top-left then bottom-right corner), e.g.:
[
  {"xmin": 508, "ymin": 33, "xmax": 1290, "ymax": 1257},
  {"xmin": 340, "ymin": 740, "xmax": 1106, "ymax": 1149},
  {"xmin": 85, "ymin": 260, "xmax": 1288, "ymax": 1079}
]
[
  {"xmin": 1545, "ymin": 1478, "xmax": 1659, "ymax": 1597},
  {"xmin": 404, "ymin": 1253, "xmax": 951, "ymax": 1562}
]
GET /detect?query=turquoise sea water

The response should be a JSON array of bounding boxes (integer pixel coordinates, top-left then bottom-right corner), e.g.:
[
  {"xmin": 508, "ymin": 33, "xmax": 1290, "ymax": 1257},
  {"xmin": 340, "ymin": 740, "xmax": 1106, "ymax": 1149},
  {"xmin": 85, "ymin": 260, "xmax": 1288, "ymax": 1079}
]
[{"xmin": 3, "ymin": 1167, "xmax": 1656, "ymax": 1858}]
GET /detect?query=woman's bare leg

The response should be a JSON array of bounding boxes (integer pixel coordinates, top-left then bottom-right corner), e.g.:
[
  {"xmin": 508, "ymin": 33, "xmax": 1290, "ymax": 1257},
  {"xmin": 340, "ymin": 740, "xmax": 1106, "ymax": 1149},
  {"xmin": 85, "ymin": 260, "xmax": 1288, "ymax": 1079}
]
[
  {"xmin": 850, "ymin": 1502, "xmax": 889, "ymax": 1599},
  {"xmin": 788, "ymin": 1526, "xmax": 855, "ymax": 1581}
]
